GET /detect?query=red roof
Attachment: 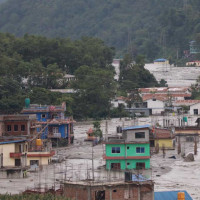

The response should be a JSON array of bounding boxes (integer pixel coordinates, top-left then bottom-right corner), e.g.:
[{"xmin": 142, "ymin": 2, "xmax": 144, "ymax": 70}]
[
  {"xmin": 142, "ymin": 93, "xmax": 191, "ymax": 102},
  {"xmin": 154, "ymin": 128, "xmax": 173, "ymax": 139},
  {"xmin": 174, "ymin": 100, "xmax": 200, "ymax": 106},
  {"xmin": 139, "ymin": 87, "xmax": 190, "ymax": 94}
]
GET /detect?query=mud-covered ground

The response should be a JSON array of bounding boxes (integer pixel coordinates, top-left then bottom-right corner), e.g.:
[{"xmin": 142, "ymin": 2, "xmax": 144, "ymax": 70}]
[{"xmin": 0, "ymin": 117, "xmax": 199, "ymax": 199}]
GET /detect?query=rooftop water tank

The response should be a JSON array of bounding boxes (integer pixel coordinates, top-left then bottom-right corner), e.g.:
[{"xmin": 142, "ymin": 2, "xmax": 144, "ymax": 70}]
[
  {"xmin": 36, "ymin": 139, "xmax": 42, "ymax": 146},
  {"xmin": 25, "ymin": 98, "xmax": 30, "ymax": 108},
  {"xmin": 177, "ymin": 192, "xmax": 185, "ymax": 200}
]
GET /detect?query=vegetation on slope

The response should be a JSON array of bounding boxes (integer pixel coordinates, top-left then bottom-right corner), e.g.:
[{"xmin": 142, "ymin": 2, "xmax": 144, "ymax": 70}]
[{"xmin": 0, "ymin": 0, "xmax": 200, "ymax": 61}]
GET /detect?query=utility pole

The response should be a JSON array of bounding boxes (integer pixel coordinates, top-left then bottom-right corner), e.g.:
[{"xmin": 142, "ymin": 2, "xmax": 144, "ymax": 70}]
[{"xmin": 92, "ymin": 145, "xmax": 94, "ymax": 181}]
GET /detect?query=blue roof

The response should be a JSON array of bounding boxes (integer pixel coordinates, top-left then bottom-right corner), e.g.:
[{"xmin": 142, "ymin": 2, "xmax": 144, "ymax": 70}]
[
  {"xmin": 0, "ymin": 140, "xmax": 26, "ymax": 145},
  {"xmin": 132, "ymin": 174, "xmax": 150, "ymax": 182},
  {"xmin": 155, "ymin": 191, "xmax": 193, "ymax": 200},
  {"xmin": 154, "ymin": 58, "xmax": 167, "ymax": 62},
  {"xmin": 122, "ymin": 124, "xmax": 150, "ymax": 131}
]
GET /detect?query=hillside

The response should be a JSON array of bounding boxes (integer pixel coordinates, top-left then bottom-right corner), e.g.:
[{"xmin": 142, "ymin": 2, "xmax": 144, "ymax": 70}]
[{"xmin": 0, "ymin": 0, "xmax": 200, "ymax": 61}]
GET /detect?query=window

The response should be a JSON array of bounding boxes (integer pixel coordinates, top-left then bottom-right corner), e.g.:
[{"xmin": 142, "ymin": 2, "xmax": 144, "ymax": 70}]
[
  {"xmin": 15, "ymin": 159, "xmax": 21, "ymax": 167},
  {"xmin": 7, "ymin": 125, "xmax": 11, "ymax": 132},
  {"xmin": 14, "ymin": 125, "xmax": 18, "ymax": 131},
  {"xmin": 41, "ymin": 114, "xmax": 46, "ymax": 118},
  {"xmin": 30, "ymin": 160, "xmax": 39, "ymax": 166},
  {"xmin": 136, "ymin": 147, "xmax": 145, "ymax": 153},
  {"xmin": 194, "ymin": 109, "xmax": 198, "ymax": 115},
  {"xmin": 127, "ymin": 146, "xmax": 129, "ymax": 149},
  {"xmin": 127, "ymin": 163, "xmax": 130, "ymax": 165},
  {"xmin": 95, "ymin": 190, "xmax": 105, "ymax": 200},
  {"xmin": 53, "ymin": 127, "xmax": 59, "ymax": 133},
  {"xmin": 111, "ymin": 163, "xmax": 121, "ymax": 170},
  {"xmin": 135, "ymin": 132, "xmax": 145, "ymax": 139},
  {"xmin": 112, "ymin": 147, "xmax": 120, "ymax": 153},
  {"xmin": 21, "ymin": 125, "xmax": 25, "ymax": 131},
  {"xmin": 136, "ymin": 162, "xmax": 145, "ymax": 170}
]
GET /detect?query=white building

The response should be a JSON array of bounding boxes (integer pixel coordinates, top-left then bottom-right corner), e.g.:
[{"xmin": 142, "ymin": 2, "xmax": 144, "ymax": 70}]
[
  {"xmin": 111, "ymin": 96, "xmax": 127, "ymax": 108},
  {"xmin": 145, "ymin": 98, "xmax": 165, "ymax": 115}
]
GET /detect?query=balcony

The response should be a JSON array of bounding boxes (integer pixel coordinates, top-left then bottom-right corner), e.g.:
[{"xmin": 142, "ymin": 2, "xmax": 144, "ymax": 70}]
[
  {"xmin": 10, "ymin": 152, "xmax": 22, "ymax": 158},
  {"xmin": 10, "ymin": 150, "xmax": 55, "ymax": 158}
]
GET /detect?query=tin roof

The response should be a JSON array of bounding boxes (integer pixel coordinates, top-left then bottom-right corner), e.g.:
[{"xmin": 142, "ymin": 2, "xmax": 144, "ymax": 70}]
[
  {"xmin": 154, "ymin": 191, "xmax": 192, "ymax": 200},
  {"xmin": 0, "ymin": 140, "xmax": 26, "ymax": 145},
  {"xmin": 122, "ymin": 124, "xmax": 150, "ymax": 131}
]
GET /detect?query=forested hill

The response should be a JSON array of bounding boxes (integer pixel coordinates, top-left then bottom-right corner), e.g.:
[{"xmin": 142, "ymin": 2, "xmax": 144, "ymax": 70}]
[{"xmin": 0, "ymin": 0, "xmax": 200, "ymax": 61}]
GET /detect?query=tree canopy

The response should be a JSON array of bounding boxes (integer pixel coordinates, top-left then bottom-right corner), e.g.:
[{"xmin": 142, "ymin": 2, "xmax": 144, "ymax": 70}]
[{"xmin": 0, "ymin": 0, "xmax": 200, "ymax": 61}]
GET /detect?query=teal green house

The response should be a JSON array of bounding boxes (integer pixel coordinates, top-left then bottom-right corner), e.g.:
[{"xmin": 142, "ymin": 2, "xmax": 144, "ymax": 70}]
[{"xmin": 104, "ymin": 125, "xmax": 151, "ymax": 170}]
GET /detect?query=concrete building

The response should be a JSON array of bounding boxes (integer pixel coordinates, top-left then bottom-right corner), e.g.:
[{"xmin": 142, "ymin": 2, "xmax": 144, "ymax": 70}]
[
  {"xmin": 104, "ymin": 125, "xmax": 151, "ymax": 170},
  {"xmin": 186, "ymin": 60, "xmax": 200, "ymax": 67},
  {"xmin": 175, "ymin": 127, "xmax": 200, "ymax": 143},
  {"xmin": 111, "ymin": 96, "xmax": 128, "ymax": 108},
  {"xmin": 173, "ymin": 100, "xmax": 200, "ymax": 115},
  {"xmin": 154, "ymin": 58, "xmax": 169, "ymax": 65},
  {"xmin": 144, "ymin": 97, "xmax": 166, "ymax": 115},
  {"xmin": 63, "ymin": 180, "xmax": 154, "ymax": 200},
  {"xmin": 0, "ymin": 115, "xmax": 38, "ymax": 137},
  {"xmin": 0, "ymin": 139, "xmax": 55, "ymax": 178},
  {"xmin": 153, "ymin": 128, "xmax": 175, "ymax": 150},
  {"xmin": 21, "ymin": 102, "xmax": 74, "ymax": 144}
]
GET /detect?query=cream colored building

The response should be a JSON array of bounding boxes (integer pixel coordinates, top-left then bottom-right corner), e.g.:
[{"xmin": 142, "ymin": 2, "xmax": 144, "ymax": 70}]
[{"xmin": 0, "ymin": 140, "xmax": 54, "ymax": 168}]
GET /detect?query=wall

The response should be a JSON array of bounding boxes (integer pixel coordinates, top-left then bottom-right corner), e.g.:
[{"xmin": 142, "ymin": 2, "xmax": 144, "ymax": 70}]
[
  {"xmin": 190, "ymin": 103, "xmax": 200, "ymax": 115},
  {"xmin": 123, "ymin": 128, "xmax": 149, "ymax": 142},
  {"xmin": 106, "ymin": 143, "xmax": 150, "ymax": 157},
  {"xmin": 106, "ymin": 159, "xmax": 150, "ymax": 170},
  {"xmin": 146, "ymin": 99, "xmax": 165, "ymax": 115},
  {"xmin": 155, "ymin": 139, "xmax": 174, "ymax": 149},
  {"xmin": 4, "ymin": 121, "xmax": 28, "ymax": 136},
  {"xmin": 105, "ymin": 143, "xmax": 150, "ymax": 170},
  {"xmin": 0, "ymin": 143, "xmax": 15, "ymax": 167},
  {"xmin": 63, "ymin": 182, "xmax": 154, "ymax": 200},
  {"xmin": 27, "ymin": 156, "xmax": 50, "ymax": 166}
]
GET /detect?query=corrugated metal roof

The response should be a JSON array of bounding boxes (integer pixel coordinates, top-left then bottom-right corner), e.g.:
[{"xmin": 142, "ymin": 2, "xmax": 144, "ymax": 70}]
[
  {"xmin": 154, "ymin": 58, "xmax": 167, "ymax": 62},
  {"xmin": 0, "ymin": 140, "xmax": 26, "ymax": 145},
  {"xmin": 122, "ymin": 124, "xmax": 150, "ymax": 131},
  {"xmin": 154, "ymin": 191, "xmax": 193, "ymax": 200}
]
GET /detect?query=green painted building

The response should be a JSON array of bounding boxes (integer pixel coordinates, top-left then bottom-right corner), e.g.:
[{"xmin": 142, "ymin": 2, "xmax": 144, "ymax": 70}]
[{"xmin": 104, "ymin": 125, "xmax": 151, "ymax": 170}]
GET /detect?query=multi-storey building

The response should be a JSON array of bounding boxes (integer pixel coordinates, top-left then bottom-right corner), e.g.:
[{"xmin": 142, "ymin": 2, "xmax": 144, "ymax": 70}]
[
  {"xmin": 21, "ymin": 101, "xmax": 74, "ymax": 144},
  {"xmin": 104, "ymin": 125, "xmax": 151, "ymax": 170}
]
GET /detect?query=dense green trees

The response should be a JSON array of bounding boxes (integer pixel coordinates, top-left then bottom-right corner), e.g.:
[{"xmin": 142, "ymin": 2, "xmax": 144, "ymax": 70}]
[
  {"xmin": 0, "ymin": 0, "xmax": 200, "ymax": 60},
  {"xmin": 0, "ymin": 32, "xmax": 157, "ymax": 118},
  {"xmin": 119, "ymin": 54, "xmax": 158, "ymax": 91}
]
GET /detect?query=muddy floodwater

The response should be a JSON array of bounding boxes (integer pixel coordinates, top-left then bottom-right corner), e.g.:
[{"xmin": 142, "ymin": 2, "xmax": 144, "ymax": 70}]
[{"xmin": 0, "ymin": 117, "xmax": 200, "ymax": 199}]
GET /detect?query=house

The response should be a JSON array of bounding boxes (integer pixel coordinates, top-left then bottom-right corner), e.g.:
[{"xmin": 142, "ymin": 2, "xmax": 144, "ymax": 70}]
[
  {"xmin": 21, "ymin": 101, "xmax": 74, "ymax": 145},
  {"xmin": 0, "ymin": 115, "xmax": 38, "ymax": 137},
  {"xmin": 139, "ymin": 87, "xmax": 191, "ymax": 101},
  {"xmin": 111, "ymin": 96, "xmax": 128, "ymax": 108},
  {"xmin": 104, "ymin": 125, "xmax": 151, "ymax": 170},
  {"xmin": 143, "ymin": 96, "xmax": 166, "ymax": 115},
  {"xmin": 154, "ymin": 58, "xmax": 169, "ymax": 65},
  {"xmin": 173, "ymin": 100, "xmax": 200, "ymax": 115},
  {"xmin": 0, "ymin": 139, "xmax": 55, "ymax": 178},
  {"xmin": 152, "ymin": 128, "xmax": 175, "ymax": 149},
  {"xmin": 175, "ymin": 126, "xmax": 200, "ymax": 143},
  {"xmin": 186, "ymin": 60, "xmax": 200, "ymax": 66},
  {"xmin": 155, "ymin": 190, "xmax": 192, "ymax": 200},
  {"xmin": 63, "ymin": 179, "xmax": 154, "ymax": 200}
]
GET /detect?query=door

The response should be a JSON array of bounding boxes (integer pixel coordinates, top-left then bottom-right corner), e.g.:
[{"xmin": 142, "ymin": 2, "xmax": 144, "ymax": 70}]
[
  {"xmin": 136, "ymin": 162, "xmax": 145, "ymax": 170},
  {"xmin": 15, "ymin": 159, "xmax": 21, "ymax": 167},
  {"xmin": 111, "ymin": 163, "xmax": 121, "ymax": 170}
]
